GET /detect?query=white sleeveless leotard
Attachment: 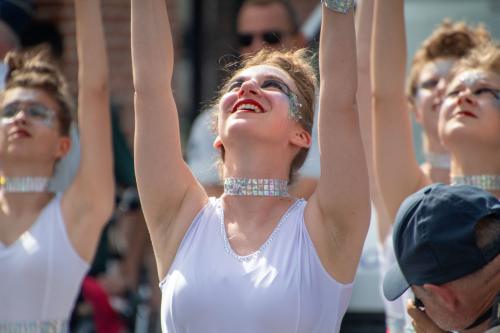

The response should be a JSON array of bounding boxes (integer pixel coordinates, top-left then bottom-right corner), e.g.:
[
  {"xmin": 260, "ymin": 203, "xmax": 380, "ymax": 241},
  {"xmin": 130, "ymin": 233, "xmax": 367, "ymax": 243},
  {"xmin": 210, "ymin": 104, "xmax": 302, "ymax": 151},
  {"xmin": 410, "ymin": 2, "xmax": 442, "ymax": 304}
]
[
  {"xmin": 160, "ymin": 198, "xmax": 353, "ymax": 333},
  {"xmin": 0, "ymin": 194, "xmax": 89, "ymax": 332}
]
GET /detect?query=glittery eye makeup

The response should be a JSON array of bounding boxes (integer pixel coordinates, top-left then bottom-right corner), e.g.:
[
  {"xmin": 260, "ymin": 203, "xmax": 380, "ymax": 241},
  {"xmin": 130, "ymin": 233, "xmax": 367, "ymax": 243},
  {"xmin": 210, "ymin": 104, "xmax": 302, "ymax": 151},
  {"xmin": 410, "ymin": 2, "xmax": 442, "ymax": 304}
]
[
  {"xmin": 261, "ymin": 79, "xmax": 291, "ymax": 94},
  {"xmin": 416, "ymin": 59, "xmax": 454, "ymax": 96},
  {"xmin": 446, "ymin": 71, "xmax": 500, "ymax": 107},
  {"xmin": 458, "ymin": 72, "xmax": 489, "ymax": 88},
  {"xmin": 227, "ymin": 74, "xmax": 305, "ymax": 123},
  {"xmin": 260, "ymin": 78, "xmax": 304, "ymax": 121},
  {"xmin": 475, "ymin": 87, "xmax": 500, "ymax": 100},
  {"xmin": 418, "ymin": 78, "xmax": 440, "ymax": 91},
  {"xmin": 1, "ymin": 102, "xmax": 56, "ymax": 127},
  {"xmin": 226, "ymin": 79, "xmax": 244, "ymax": 92}
]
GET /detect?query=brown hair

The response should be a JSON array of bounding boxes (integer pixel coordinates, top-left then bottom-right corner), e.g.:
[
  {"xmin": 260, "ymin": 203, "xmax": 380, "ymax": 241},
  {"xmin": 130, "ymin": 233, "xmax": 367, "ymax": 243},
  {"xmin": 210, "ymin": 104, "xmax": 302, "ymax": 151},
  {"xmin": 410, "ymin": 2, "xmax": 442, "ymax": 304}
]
[
  {"xmin": 211, "ymin": 48, "xmax": 317, "ymax": 183},
  {"xmin": 448, "ymin": 42, "xmax": 500, "ymax": 82},
  {"xmin": 407, "ymin": 20, "xmax": 490, "ymax": 102},
  {"xmin": 2, "ymin": 47, "xmax": 74, "ymax": 136}
]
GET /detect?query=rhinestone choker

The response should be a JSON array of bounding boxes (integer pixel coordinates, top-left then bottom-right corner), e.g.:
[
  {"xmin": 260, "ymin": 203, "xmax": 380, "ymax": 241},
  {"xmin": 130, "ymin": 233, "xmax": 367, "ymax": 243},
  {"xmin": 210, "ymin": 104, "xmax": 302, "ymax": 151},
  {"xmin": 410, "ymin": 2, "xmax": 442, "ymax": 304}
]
[
  {"xmin": 224, "ymin": 177, "xmax": 289, "ymax": 197},
  {"xmin": 451, "ymin": 175, "xmax": 500, "ymax": 191},
  {"xmin": 0, "ymin": 176, "xmax": 52, "ymax": 193},
  {"xmin": 424, "ymin": 152, "xmax": 451, "ymax": 169}
]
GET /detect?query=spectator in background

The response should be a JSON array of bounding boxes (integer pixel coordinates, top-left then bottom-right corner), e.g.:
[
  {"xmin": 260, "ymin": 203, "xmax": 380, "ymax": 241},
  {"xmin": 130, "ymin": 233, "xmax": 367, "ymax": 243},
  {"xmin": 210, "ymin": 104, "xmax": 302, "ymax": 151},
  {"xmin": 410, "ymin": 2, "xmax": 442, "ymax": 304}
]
[
  {"xmin": 185, "ymin": 0, "xmax": 321, "ymax": 198},
  {"xmin": 383, "ymin": 183, "xmax": 500, "ymax": 333}
]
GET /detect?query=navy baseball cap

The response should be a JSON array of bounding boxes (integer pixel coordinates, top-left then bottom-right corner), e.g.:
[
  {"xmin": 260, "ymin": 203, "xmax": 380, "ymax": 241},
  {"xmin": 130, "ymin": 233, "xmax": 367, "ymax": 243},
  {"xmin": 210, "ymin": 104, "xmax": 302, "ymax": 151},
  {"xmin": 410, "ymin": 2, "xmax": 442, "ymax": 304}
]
[{"xmin": 383, "ymin": 183, "xmax": 500, "ymax": 301}]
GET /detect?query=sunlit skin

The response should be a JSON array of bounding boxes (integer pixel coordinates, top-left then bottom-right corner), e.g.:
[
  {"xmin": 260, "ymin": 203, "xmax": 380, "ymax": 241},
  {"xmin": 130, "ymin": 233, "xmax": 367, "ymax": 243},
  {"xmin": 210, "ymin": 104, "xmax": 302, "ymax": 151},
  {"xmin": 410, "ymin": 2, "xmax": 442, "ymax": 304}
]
[
  {"xmin": 413, "ymin": 58, "xmax": 455, "ymax": 151},
  {"xmin": 440, "ymin": 69, "xmax": 500, "ymax": 149},
  {"xmin": 214, "ymin": 64, "xmax": 310, "ymax": 181},
  {"xmin": 0, "ymin": 87, "xmax": 70, "ymax": 173}
]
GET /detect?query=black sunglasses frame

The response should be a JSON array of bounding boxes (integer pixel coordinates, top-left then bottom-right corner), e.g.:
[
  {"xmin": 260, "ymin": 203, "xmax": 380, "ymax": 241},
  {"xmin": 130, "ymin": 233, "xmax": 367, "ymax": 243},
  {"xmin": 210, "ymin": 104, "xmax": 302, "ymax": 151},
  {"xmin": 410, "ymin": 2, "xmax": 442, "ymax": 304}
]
[{"xmin": 237, "ymin": 31, "xmax": 287, "ymax": 47}]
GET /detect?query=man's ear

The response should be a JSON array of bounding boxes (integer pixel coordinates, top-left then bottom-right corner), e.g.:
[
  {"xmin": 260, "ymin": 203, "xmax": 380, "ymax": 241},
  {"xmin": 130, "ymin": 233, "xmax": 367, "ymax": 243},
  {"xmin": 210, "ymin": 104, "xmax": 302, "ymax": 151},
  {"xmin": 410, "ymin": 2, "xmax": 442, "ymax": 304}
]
[
  {"xmin": 290, "ymin": 127, "xmax": 311, "ymax": 149},
  {"xmin": 423, "ymin": 283, "xmax": 458, "ymax": 312},
  {"xmin": 213, "ymin": 135, "xmax": 223, "ymax": 149},
  {"xmin": 55, "ymin": 136, "xmax": 71, "ymax": 159}
]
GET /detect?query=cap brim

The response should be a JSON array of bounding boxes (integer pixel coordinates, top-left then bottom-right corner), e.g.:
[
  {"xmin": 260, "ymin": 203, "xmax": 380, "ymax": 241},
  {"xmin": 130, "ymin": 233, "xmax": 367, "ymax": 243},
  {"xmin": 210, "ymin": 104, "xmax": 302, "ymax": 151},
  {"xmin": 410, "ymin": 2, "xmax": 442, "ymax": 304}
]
[{"xmin": 383, "ymin": 263, "xmax": 410, "ymax": 301}]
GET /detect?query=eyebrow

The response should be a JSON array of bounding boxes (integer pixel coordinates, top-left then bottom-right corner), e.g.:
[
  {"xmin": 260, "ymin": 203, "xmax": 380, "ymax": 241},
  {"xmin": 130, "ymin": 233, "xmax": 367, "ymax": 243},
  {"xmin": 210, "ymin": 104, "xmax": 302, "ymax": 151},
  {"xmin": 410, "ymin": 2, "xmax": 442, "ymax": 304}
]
[
  {"xmin": 452, "ymin": 79, "xmax": 496, "ymax": 89},
  {"xmin": 229, "ymin": 74, "xmax": 289, "ymax": 85}
]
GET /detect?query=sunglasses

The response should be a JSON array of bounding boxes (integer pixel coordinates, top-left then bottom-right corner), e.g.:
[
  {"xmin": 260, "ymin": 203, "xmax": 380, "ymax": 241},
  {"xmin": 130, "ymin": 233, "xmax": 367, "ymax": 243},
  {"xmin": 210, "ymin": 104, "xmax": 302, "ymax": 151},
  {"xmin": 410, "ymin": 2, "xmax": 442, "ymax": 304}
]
[
  {"xmin": 413, "ymin": 296, "xmax": 425, "ymax": 311},
  {"xmin": 1, "ymin": 102, "xmax": 56, "ymax": 127},
  {"xmin": 237, "ymin": 31, "xmax": 287, "ymax": 47}
]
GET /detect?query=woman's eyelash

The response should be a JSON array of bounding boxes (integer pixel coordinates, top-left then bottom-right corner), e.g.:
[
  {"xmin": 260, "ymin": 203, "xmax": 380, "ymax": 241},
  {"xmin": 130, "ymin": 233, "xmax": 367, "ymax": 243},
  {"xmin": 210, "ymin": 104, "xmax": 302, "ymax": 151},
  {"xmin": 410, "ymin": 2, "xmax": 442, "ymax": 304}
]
[
  {"xmin": 447, "ymin": 87, "xmax": 500, "ymax": 98},
  {"xmin": 420, "ymin": 79, "xmax": 439, "ymax": 89},
  {"xmin": 475, "ymin": 87, "xmax": 500, "ymax": 99},
  {"xmin": 262, "ymin": 80, "xmax": 290, "ymax": 93},
  {"xmin": 227, "ymin": 79, "xmax": 291, "ymax": 96},
  {"xmin": 227, "ymin": 80, "xmax": 243, "ymax": 91}
]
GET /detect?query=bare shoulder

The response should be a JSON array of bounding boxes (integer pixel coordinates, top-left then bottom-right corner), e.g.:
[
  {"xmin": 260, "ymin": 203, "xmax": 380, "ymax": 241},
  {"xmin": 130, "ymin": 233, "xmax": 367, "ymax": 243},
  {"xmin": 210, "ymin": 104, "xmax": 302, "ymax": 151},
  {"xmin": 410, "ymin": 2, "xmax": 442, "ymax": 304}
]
[
  {"xmin": 304, "ymin": 194, "xmax": 370, "ymax": 284},
  {"xmin": 145, "ymin": 183, "xmax": 209, "ymax": 280},
  {"xmin": 60, "ymin": 187, "xmax": 111, "ymax": 263}
]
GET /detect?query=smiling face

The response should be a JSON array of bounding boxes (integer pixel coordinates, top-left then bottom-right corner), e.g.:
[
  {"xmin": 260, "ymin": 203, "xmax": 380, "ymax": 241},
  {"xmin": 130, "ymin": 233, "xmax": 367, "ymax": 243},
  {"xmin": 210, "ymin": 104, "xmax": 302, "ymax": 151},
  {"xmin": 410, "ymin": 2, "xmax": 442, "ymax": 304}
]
[
  {"xmin": 217, "ymin": 64, "xmax": 304, "ymax": 145},
  {"xmin": 0, "ymin": 87, "xmax": 71, "ymax": 165},
  {"xmin": 211, "ymin": 48, "xmax": 316, "ymax": 181},
  {"xmin": 439, "ymin": 69, "xmax": 500, "ymax": 150}
]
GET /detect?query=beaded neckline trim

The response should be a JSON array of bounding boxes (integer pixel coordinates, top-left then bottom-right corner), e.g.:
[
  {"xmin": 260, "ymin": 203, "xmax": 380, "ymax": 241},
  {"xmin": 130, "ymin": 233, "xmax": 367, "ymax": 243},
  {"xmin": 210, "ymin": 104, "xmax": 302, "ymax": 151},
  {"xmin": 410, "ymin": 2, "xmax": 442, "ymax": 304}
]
[
  {"xmin": 218, "ymin": 199, "xmax": 303, "ymax": 262},
  {"xmin": 0, "ymin": 176, "xmax": 53, "ymax": 193},
  {"xmin": 223, "ymin": 177, "xmax": 289, "ymax": 197},
  {"xmin": 451, "ymin": 175, "xmax": 500, "ymax": 191}
]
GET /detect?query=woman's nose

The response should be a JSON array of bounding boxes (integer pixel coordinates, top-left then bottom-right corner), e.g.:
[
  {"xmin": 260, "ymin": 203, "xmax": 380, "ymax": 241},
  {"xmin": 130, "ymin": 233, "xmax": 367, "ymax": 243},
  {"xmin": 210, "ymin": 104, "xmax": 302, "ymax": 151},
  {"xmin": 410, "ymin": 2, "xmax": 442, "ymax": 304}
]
[
  {"xmin": 8, "ymin": 109, "xmax": 29, "ymax": 125},
  {"xmin": 238, "ymin": 80, "xmax": 259, "ymax": 97},
  {"xmin": 456, "ymin": 90, "xmax": 477, "ymax": 106},
  {"xmin": 434, "ymin": 78, "xmax": 447, "ymax": 98}
]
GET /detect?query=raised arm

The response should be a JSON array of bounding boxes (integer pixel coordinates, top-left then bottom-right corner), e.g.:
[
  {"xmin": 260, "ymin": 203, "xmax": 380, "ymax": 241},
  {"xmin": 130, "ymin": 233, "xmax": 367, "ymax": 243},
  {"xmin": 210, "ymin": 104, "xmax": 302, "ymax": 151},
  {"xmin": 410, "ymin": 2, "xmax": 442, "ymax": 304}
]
[
  {"xmin": 131, "ymin": 0, "xmax": 207, "ymax": 277},
  {"xmin": 356, "ymin": 0, "xmax": 392, "ymax": 241},
  {"xmin": 371, "ymin": 0, "xmax": 428, "ymax": 220},
  {"xmin": 306, "ymin": 3, "xmax": 370, "ymax": 284},
  {"xmin": 63, "ymin": 0, "xmax": 114, "ymax": 262}
]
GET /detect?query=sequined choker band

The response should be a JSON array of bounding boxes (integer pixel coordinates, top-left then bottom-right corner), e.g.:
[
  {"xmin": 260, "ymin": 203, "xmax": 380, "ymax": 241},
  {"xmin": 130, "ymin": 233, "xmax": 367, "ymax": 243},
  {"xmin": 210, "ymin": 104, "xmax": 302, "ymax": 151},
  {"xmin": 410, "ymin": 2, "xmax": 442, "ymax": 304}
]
[
  {"xmin": 224, "ymin": 177, "xmax": 289, "ymax": 197},
  {"xmin": 0, "ymin": 176, "xmax": 52, "ymax": 193},
  {"xmin": 424, "ymin": 152, "xmax": 451, "ymax": 169},
  {"xmin": 451, "ymin": 175, "xmax": 500, "ymax": 191}
]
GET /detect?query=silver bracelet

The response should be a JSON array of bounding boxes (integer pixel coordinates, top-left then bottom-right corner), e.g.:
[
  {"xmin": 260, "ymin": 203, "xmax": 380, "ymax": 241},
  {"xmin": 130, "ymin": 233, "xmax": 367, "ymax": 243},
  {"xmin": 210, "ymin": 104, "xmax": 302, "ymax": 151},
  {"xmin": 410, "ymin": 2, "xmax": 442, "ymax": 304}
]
[{"xmin": 321, "ymin": 0, "xmax": 354, "ymax": 14}]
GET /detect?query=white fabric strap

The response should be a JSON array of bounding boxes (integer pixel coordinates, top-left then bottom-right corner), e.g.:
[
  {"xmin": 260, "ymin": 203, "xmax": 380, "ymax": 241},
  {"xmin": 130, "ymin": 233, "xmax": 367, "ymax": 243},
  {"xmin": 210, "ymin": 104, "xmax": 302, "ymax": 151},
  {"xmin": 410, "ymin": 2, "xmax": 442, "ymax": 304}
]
[{"xmin": 0, "ymin": 319, "xmax": 69, "ymax": 333}]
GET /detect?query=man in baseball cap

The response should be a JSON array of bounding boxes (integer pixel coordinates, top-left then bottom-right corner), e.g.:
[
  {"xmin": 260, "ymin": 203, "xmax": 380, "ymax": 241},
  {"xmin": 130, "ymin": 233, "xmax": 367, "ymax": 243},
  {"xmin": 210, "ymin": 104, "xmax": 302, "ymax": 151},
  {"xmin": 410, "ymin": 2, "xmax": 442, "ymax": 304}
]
[{"xmin": 383, "ymin": 183, "xmax": 500, "ymax": 332}]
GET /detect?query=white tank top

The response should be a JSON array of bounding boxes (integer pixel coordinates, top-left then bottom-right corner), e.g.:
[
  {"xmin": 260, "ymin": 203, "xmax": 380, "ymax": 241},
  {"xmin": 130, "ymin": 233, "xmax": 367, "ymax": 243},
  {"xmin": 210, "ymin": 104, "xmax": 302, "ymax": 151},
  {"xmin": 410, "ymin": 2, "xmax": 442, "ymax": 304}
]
[
  {"xmin": 160, "ymin": 198, "xmax": 353, "ymax": 333},
  {"xmin": 0, "ymin": 194, "xmax": 89, "ymax": 330}
]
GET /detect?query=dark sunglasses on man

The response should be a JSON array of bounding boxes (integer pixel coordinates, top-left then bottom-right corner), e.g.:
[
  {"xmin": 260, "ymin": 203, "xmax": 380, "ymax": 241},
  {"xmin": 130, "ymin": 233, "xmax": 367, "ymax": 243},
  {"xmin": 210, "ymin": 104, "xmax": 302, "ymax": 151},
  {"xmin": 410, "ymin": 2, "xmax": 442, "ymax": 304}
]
[{"xmin": 237, "ymin": 31, "xmax": 289, "ymax": 47}]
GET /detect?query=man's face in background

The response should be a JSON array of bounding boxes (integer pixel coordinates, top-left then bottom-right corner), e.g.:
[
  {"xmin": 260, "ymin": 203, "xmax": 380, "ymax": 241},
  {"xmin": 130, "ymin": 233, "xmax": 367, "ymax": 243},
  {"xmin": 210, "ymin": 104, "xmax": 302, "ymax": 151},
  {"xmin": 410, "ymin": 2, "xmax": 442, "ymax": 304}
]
[{"xmin": 236, "ymin": 2, "xmax": 300, "ymax": 55}]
